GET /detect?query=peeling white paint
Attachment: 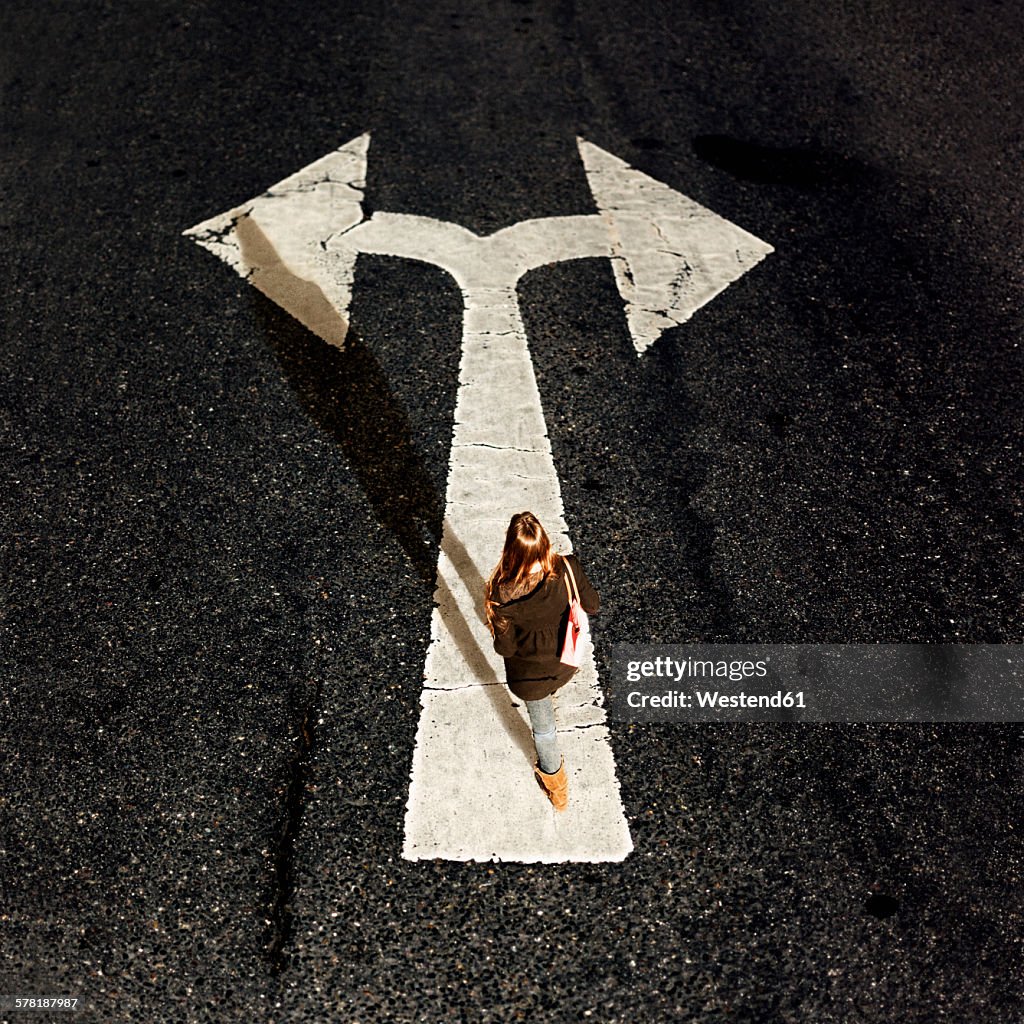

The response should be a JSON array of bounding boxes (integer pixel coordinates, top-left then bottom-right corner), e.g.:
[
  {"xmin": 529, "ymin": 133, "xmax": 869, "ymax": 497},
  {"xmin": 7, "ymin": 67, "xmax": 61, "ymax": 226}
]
[{"xmin": 184, "ymin": 132, "xmax": 773, "ymax": 863}]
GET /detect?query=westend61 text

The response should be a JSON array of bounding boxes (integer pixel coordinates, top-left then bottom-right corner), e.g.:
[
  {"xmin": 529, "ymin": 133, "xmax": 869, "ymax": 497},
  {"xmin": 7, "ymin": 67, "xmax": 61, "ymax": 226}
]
[
  {"xmin": 627, "ymin": 690, "xmax": 806, "ymax": 710},
  {"xmin": 625, "ymin": 656, "xmax": 769, "ymax": 683}
]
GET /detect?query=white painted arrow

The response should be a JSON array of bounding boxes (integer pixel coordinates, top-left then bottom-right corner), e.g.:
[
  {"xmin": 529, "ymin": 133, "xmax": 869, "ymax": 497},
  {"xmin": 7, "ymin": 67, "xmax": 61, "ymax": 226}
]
[{"xmin": 184, "ymin": 133, "xmax": 772, "ymax": 863}]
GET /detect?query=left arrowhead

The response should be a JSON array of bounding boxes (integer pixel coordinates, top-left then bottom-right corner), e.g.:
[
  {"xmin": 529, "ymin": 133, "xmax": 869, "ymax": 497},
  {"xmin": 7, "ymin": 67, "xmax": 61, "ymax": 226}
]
[{"xmin": 183, "ymin": 133, "xmax": 370, "ymax": 349}]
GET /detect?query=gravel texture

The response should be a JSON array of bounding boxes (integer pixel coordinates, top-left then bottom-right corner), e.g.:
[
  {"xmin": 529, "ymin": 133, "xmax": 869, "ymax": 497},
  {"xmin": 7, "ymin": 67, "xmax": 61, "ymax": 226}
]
[{"xmin": 1, "ymin": 1, "xmax": 1021, "ymax": 1021}]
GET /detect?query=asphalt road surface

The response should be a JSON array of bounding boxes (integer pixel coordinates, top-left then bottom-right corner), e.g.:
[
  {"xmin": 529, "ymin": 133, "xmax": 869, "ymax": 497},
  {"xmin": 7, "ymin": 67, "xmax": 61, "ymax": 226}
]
[{"xmin": 2, "ymin": 1, "xmax": 1022, "ymax": 1021}]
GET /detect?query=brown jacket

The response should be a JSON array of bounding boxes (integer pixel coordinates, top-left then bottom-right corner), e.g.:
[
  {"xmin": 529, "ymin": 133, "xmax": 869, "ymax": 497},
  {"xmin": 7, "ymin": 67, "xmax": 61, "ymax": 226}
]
[{"xmin": 491, "ymin": 553, "xmax": 601, "ymax": 701}]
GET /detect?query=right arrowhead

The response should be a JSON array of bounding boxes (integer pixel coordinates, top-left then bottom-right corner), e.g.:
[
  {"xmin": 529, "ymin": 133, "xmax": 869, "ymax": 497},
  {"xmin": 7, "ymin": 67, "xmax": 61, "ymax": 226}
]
[{"xmin": 578, "ymin": 138, "xmax": 774, "ymax": 355}]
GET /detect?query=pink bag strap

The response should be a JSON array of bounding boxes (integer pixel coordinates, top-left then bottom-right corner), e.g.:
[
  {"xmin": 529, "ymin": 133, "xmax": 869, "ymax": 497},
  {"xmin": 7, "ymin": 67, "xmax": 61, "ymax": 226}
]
[{"xmin": 561, "ymin": 555, "xmax": 580, "ymax": 605}]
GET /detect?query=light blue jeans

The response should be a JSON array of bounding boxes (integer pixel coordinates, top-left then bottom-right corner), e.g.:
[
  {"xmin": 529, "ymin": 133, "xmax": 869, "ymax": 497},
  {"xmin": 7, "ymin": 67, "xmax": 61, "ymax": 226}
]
[{"xmin": 525, "ymin": 695, "xmax": 561, "ymax": 774}]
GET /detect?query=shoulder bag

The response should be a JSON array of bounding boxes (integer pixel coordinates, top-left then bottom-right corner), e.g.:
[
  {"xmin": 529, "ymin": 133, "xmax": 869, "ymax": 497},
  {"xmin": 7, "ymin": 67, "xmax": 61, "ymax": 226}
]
[{"xmin": 559, "ymin": 555, "xmax": 589, "ymax": 668}]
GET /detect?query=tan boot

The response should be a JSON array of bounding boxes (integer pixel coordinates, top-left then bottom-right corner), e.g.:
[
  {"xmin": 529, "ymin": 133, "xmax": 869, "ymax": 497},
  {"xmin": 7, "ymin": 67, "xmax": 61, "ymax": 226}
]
[{"xmin": 533, "ymin": 757, "xmax": 568, "ymax": 812}]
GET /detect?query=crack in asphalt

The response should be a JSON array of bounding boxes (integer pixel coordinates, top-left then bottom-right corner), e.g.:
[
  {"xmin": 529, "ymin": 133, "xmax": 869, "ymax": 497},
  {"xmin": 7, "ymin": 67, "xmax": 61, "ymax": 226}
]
[{"xmin": 265, "ymin": 676, "xmax": 321, "ymax": 975}]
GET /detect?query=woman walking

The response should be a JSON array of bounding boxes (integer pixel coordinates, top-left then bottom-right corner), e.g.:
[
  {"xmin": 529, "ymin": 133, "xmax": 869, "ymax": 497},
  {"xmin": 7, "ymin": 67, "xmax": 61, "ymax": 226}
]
[{"xmin": 484, "ymin": 511, "xmax": 600, "ymax": 811}]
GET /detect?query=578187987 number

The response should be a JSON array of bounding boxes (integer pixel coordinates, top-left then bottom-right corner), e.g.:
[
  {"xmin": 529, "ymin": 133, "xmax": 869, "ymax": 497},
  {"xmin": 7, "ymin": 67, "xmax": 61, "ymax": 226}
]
[{"xmin": 2, "ymin": 996, "xmax": 79, "ymax": 1011}]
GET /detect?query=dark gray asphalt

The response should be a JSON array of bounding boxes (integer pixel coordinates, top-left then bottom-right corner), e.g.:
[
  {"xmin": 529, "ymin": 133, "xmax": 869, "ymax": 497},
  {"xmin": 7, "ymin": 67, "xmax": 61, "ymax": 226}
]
[{"xmin": 1, "ymin": 1, "xmax": 1022, "ymax": 1021}]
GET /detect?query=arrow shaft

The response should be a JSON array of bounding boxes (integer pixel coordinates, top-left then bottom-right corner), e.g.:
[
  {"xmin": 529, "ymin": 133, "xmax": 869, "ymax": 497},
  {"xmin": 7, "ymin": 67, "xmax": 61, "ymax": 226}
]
[
  {"xmin": 403, "ymin": 274, "xmax": 631, "ymax": 860},
  {"xmin": 344, "ymin": 213, "xmax": 630, "ymax": 861}
]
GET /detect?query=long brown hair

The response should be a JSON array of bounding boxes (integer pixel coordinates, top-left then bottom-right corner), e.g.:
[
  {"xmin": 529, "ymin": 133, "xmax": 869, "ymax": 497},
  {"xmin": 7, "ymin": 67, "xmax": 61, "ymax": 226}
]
[{"xmin": 484, "ymin": 511, "xmax": 558, "ymax": 633}]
